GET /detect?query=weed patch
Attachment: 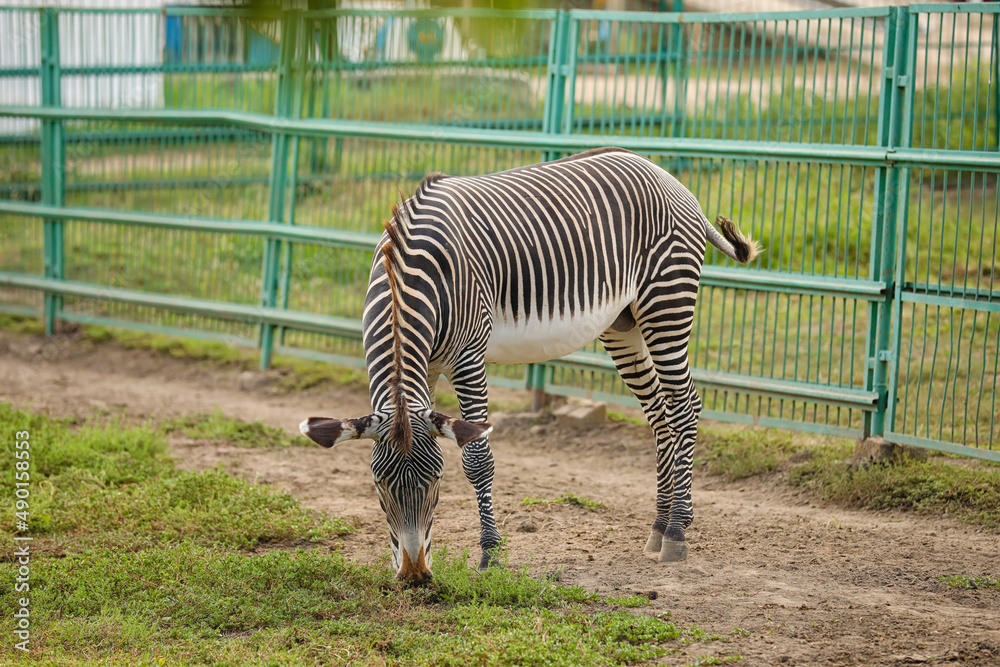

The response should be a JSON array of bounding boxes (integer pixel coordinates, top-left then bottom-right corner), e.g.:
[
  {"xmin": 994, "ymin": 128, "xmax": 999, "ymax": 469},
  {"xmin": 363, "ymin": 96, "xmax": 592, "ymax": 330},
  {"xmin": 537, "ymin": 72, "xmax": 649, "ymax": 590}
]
[
  {"xmin": 697, "ymin": 427, "xmax": 1000, "ymax": 532},
  {"xmin": 163, "ymin": 409, "xmax": 301, "ymax": 449},
  {"xmin": 939, "ymin": 575, "xmax": 1000, "ymax": 591},
  {"xmin": 606, "ymin": 594, "xmax": 652, "ymax": 608},
  {"xmin": 0, "ymin": 404, "xmax": 348, "ymax": 548},
  {"xmin": 697, "ymin": 428, "xmax": 804, "ymax": 480},
  {"xmin": 787, "ymin": 443, "xmax": 1000, "ymax": 531},
  {"xmin": 429, "ymin": 546, "xmax": 599, "ymax": 607}
]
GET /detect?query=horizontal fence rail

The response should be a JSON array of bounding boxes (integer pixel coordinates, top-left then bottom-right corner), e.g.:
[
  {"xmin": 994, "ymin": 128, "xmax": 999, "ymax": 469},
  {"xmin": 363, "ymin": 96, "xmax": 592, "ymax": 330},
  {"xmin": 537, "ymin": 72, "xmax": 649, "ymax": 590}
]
[{"xmin": 0, "ymin": 4, "xmax": 997, "ymax": 460}]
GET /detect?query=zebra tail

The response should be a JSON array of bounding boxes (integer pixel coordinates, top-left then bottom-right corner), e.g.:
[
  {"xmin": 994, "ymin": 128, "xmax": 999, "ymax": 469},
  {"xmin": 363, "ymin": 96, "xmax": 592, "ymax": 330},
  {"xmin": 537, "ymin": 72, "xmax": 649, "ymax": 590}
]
[{"xmin": 705, "ymin": 215, "xmax": 763, "ymax": 264}]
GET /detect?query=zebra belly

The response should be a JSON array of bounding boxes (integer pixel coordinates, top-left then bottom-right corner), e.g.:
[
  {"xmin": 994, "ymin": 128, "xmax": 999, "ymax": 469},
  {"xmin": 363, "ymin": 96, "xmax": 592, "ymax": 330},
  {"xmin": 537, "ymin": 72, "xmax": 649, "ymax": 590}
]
[{"xmin": 484, "ymin": 298, "xmax": 632, "ymax": 365}]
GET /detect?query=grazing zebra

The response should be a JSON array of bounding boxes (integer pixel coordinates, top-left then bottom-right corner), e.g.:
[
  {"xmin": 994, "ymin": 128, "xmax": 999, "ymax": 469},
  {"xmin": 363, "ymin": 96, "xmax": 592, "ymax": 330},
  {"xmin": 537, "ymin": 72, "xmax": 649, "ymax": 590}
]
[{"xmin": 300, "ymin": 148, "xmax": 761, "ymax": 583}]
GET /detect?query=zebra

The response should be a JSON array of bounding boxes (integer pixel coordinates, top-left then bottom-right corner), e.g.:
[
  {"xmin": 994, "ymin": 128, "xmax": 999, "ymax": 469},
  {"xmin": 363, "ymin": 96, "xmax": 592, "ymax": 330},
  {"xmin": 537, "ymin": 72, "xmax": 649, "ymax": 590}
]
[{"xmin": 300, "ymin": 147, "xmax": 761, "ymax": 584}]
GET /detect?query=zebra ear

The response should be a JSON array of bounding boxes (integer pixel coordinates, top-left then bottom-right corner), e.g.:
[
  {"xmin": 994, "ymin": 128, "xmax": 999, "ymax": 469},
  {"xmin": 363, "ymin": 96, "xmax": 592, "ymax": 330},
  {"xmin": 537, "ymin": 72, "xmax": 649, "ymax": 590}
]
[
  {"xmin": 420, "ymin": 409, "xmax": 493, "ymax": 448},
  {"xmin": 299, "ymin": 415, "xmax": 383, "ymax": 448}
]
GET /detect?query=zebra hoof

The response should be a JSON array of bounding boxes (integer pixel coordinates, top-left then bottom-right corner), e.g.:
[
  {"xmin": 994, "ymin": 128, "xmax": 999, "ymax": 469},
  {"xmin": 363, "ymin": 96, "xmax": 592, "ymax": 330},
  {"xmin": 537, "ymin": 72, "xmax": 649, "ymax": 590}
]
[
  {"xmin": 644, "ymin": 531, "xmax": 663, "ymax": 553},
  {"xmin": 658, "ymin": 539, "xmax": 689, "ymax": 562},
  {"xmin": 478, "ymin": 545, "xmax": 504, "ymax": 571}
]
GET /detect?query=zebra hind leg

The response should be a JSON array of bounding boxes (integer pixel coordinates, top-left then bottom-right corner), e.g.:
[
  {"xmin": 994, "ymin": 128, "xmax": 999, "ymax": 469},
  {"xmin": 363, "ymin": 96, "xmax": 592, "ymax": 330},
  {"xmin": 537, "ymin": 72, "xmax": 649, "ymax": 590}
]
[
  {"xmin": 599, "ymin": 326, "xmax": 681, "ymax": 561},
  {"xmin": 632, "ymin": 277, "xmax": 702, "ymax": 562},
  {"xmin": 652, "ymin": 377, "xmax": 701, "ymax": 562}
]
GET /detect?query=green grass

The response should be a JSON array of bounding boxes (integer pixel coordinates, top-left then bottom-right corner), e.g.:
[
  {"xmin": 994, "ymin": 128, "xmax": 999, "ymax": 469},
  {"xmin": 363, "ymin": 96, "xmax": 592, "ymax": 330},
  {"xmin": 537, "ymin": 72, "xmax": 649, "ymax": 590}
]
[
  {"xmin": 606, "ymin": 594, "xmax": 652, "ymax": 608},
  {"xmin": 788, "ymin": 444, "xmax": 1000, "ymax": 532},
  {"xmin": 85, "ymin": 324, "xmax": 257, "ymax": 365},
  {"xmin": 685, "ymin": 657, "xmax": 744, "ymax": 666},
  {"xmin": 163, "ymin": 409, "xmax": 302, "ymax": 449},
  {"xmin": 523, "ymin": 493, "xmax": 605, "ymax": 511},
  {"xmin": 696, "ymin": 426, "xmax": 1000, "ymax": 532},
  {"xmin": 0, "ymin": 312, "xmax": 44, "ymax": 335},
  {"xmin": 0, "ymin": 403, "xmax": 349, "ymax": 550},
  {"xmin": 0, "ymin": 541, "xmax": 697, "ymax": 666},
  {"xmin": 0, "ymin": 403, "xmax": 724, "ymax": 665},
  {"xmin": 939, "ymin": 575, "xmax": 1000, "ymax": 591},
  {"xmin": 607, "ymin": 410, "xmax": 647, "ymax": 426},
  {"xmin": 696, "ymin": 428, "xmax": 804, "ymax": 481}
]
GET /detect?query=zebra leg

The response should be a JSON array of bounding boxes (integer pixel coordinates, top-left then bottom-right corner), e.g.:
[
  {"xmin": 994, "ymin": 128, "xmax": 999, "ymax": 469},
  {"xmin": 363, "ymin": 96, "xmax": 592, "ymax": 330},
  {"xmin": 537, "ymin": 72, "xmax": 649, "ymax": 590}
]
[
  {"xmin": 448, "ymin": 356, "xmax": 503, "ymax": 570},
  {"xmin": 634, "ymin": 281, "xmax": 702, "ymax": 562},
  {"xmin": 599, "ymin": 324, "xmax": 677, "ymax": 559},
  {"xmin": 652, "ymin": 376, "xmax": 701, "ymax": 562}
]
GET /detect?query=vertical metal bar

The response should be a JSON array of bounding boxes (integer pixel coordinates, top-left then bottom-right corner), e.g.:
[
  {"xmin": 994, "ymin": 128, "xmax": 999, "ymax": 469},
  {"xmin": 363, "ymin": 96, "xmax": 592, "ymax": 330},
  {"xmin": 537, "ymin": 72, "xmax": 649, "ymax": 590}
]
[
  {"xmin": 278, "ymin": 13, "xmax": 310, "ymax": 350},
  {"xmin": 885, "ymin": 9, "xmax": 917, "ymax": 435},
  {"xmin": 669, "ymin": 0, "xmax": 686, "ymax": 138},
  {"xmin": 531, "ymin": 9, "xmax": 572, "ymax": 401},
  {"xmin": 528, "ymin": 363, "xmax": 547, "ymax": 412},
  {"xmin": 542, "ymin": 10, "xmax": 568, "ymax": 161},
  {"xmin": 561, "ymin": 13, "xmax": 579, "ymax": 135},
  {"xmin": 993, "ymin": 15, "xmax": 1000, "ymax": 152},
  {"xmin": 260, "ymin": 10, "xmax": 300, "ymax": 369},
  {"xmin": 40, "ymin": 8, "xmax": 64, "ymax": 337},
  {"xmin": 866, "ymin": 6, "xmax": 909, "ymax": 437},
  {"xmin": 309, "ymin": 19, "xmax": 330, "ymax": 174}
]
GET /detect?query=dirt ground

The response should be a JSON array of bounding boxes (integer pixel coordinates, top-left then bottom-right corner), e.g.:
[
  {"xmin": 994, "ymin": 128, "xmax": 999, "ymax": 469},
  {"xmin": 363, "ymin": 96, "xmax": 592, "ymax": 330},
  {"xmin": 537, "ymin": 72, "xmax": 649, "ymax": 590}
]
[{"xmin": 2, "ymin": 329, "xmax": 999, "ymax": 666}]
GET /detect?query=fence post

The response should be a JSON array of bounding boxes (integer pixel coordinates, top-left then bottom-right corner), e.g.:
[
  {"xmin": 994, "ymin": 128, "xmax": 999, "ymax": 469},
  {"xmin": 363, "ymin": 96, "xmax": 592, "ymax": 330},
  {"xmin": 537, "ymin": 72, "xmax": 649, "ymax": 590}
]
[
  {"xmin": 667, "ymin": 0, "xmax": 686, "ymax": 138},
  {"xmin": 528, "ymin": 363, "xmax": 547, "ymax": 412},
  {"xmin": 531, "ymin": 9, "xmax": 574, "ymax": 403},
  {"xmin": 886, "ymin": 9, "xmax": 916, "ymax": 435},
  {"xmin": 39, "ymin": 8, "xmax": 64, "ymax": 337},
  {"xmin": 542, "ymin": 9, "xmax": 570, "ymax": 161},
  {"xmin": 259, "ymin": 10, "xmax": 300, "ymax": 369},
  {"xmin": 994, "ymin": 16, "xmax": 1000, "ymax": 152},
  {"xmin": 278, "ymin": 13, "xmax": 310, "ymax": 349},
  {"xmin": 865, "ymin": 6, "xmax": 910, "ymax": 438}
]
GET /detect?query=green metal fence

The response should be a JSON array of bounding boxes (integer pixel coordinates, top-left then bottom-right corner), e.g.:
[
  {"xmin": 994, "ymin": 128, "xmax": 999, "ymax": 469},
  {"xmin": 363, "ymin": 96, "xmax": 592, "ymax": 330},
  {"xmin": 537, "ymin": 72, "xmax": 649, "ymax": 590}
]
[{"xmin": 0, "ymin": 4, "xmax": 997, "ymax": 460}]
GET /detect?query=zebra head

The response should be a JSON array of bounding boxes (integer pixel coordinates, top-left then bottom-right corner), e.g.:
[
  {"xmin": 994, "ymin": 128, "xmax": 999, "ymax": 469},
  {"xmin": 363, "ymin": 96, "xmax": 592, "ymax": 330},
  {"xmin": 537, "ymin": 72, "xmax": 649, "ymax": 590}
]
[{"xmin": 299, "ymin": 409, "xmax": 492, "ymax": 584}]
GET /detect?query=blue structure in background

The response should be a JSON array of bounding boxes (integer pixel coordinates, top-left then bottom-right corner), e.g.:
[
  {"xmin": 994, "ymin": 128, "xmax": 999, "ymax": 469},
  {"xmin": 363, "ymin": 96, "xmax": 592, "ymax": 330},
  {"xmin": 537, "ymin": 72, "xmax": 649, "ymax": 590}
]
[
  {"xmin": 164, "ymin": 10, "xmax": 281, "ymax": 65},
  {"xmin": 164, "ymin": 14, "xmax": 183, "ymax": 63}
]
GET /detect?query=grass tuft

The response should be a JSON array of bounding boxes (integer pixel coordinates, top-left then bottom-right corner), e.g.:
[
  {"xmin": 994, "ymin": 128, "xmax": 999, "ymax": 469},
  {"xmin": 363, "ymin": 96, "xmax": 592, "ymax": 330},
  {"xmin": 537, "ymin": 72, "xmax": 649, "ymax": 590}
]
[
  {"xmin": 162, "ymin": 409, "xmax": 301, "ymax": 449},
  {"xmin": 0, "ymin": 403, "xmax": 349, "ymax": 548},
  {"xmin": 0, "ymin": 313, "xmax": 44, "ymax": 335},
  {"xmin": 939, "ymin": 575, "xmax": 1000, "ymax": 591},
  {"xmin": 85, "ymin": 325, "xmax": 252, "ymax": 366},
  {"xmin": 787, "ymin": 443, "xmax": 1000, "ymax": 531},
  {"xmin": 83, "ymin": 324, "xmax": 369, "ymax": 393},
  {"xmin": 607, "ymin": 410, "xmax": 647, "ymax": 426},
  {"xmin": 697, "ymin": 428, "xmax": 804, "ymax": 481},
  {"xmin": 429, "ymin": 546, "xmax": 599, "ymax": 607},
  {"xmin": 606, "ymin": 594, "xmax": 651, "ymax": 608},
  {"xmin": 695, "ymin": 428, "xmax": 1000, "ymax": 532}
]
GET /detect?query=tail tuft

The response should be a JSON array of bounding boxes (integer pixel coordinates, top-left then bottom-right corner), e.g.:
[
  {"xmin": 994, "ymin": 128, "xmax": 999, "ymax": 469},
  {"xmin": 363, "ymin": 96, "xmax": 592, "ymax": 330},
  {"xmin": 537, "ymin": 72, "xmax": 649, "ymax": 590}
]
[{"xmin": 715, "ymin": 215, "xmax": 763, "ymax": 264}]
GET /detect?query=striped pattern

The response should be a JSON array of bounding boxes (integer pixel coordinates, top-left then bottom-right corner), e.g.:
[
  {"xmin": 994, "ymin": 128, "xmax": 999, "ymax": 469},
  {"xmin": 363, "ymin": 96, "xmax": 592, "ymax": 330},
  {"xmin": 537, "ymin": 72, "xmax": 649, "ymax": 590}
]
[{"xmin": 353, "ymin": 148, "xmax": 760, "ymax": 578}]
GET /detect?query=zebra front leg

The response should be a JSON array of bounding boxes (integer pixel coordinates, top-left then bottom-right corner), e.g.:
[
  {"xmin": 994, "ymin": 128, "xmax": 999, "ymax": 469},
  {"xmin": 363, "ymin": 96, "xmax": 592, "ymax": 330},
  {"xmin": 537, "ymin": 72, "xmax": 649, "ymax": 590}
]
[
  {"xmin": 462, "ymin": 435, "xmax": 503, "ymax": 569},
  {"xmin": 448, "ymin": 354, "xmax": 503, "ymax": 569}
]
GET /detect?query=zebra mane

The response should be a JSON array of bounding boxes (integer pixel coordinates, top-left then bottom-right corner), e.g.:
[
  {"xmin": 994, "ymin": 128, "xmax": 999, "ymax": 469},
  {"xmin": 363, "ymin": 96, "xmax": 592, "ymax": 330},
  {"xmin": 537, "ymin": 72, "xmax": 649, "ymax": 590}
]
[{"xmin": 380, "ymin": 199, "xmax": 413, "ymax": 454}]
